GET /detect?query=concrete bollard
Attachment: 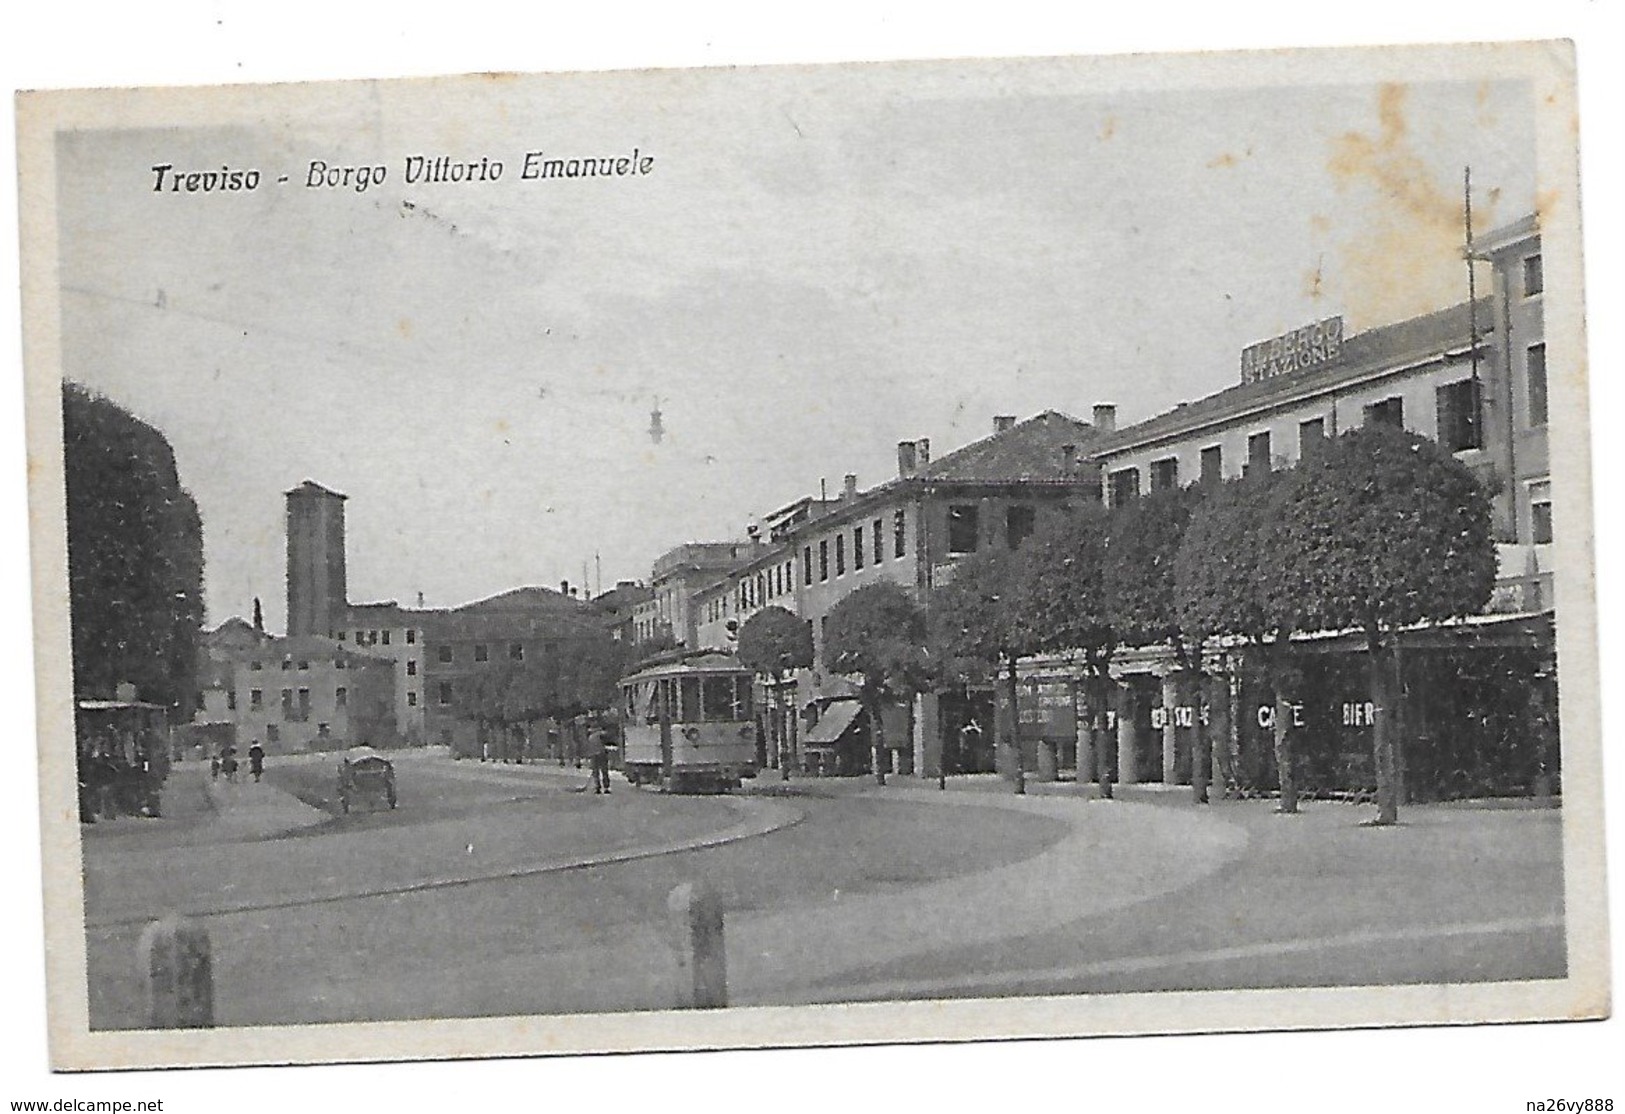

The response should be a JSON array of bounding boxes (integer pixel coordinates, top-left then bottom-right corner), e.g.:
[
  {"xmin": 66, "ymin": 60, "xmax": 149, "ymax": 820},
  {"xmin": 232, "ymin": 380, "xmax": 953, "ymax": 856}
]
[
  {"xmin": 139, "ymin": 916, "xmax": 214, "ymax": 1028},
  {"xmin": 668, "ymin": 883, "xmax": 727, "ymax": 1009}
]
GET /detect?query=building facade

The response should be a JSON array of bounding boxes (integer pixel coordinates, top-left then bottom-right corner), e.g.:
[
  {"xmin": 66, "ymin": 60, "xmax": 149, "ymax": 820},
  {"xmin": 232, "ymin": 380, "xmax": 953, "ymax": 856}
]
[{"xmin": 193, "ymin": 621, "xmax": 396, "ymax": 754}]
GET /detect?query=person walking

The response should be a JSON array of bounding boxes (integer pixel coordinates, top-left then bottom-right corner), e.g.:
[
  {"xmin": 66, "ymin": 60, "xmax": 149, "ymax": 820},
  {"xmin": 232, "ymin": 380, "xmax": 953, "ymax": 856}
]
[
  {"xmin": 589, "ymin": 728, "xmax": 612, "ymax": 795},
  {"xmin": 248, "ymin": 742, "xmax": 266, "ymax": 783}
]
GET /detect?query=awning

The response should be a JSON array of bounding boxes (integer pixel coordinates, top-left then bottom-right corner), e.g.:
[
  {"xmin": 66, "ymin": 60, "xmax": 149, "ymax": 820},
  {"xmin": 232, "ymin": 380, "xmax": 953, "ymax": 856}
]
[{"xmin": 805, "ymin": 701, "xmax": 862, "ymax": 745}]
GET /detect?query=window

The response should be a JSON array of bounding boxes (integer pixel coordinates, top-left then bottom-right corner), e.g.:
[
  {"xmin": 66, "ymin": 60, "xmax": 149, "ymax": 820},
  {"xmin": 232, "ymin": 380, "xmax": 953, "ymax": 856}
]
[
  {"xmin": 854, "ymin": 525, "xmax": 865, "ymax": 569},
  {"xmin": 438, "ymin": 682, "xmax": 453, "ymax": 706},
  {"xmin": 510, "ymin": 642, "xmax": 524, "ymax": 661},
  {"xmin": 1246, "ymin": 432, "xmax": 1272, "ymax": 477},
  {"xmin": 1298, "ymin": 417, "xmax": 1327, "ymax": 460},
  {"xmin": 438, "ymin": 645, "xmax": 453, "ymax": 663},
  {"xmin": 873, "ymin": 519, "xmax": 884, "ymax": 565},
  {"xmin": 337, "ymin": 630, "xmax": 346, "ymax": 641},
  {"xmin": 1006, "ymin": 504, "xmax": 1036, "ymax": 549},
  {"xmin": 819, "ymin": 539, "xmax": 829, "ymax": 581},
  {"xmin": 947, "ymin": 504, "xmax": 980, "ymax": 554},
  {"xmin": 281, "ymin": 659, "xmax": 292, "ymax": 671},
  {"xmin": 250, "ymin": 689, "xmax": 262, "ymax": 710},
  {"xmin": 266, "ymin": 725, "xmax": 279, "ymax": 745},
  {"xmin": 894, "ymin": 509, "xmax": 907, "ymax": 558},
  {"xmin": 335, "ymin": 686, "xmax": 348, "ymax": 708},
  {"xmin": 1149, "ymin": 457, "xmax": 1179, "ymax": 492},
  {"xmin": 249, "ymin": 660, "xmax": 262, "ymax": 671},
  {"xmin": 1108, "ymin": 468, "xmax": 1140, "ymax": 508},
  {"xmin": 1200, "ymin": 445, "xmax": 1223, "ymax": 485},
  {"xmin": 406, "ymin": 628, "xmax": 416, "ymax": 645},
  {"xmin": 318, "ymin": 723, "xmax": 330, "ymax": 739},
  {"xmin": 356, "ymin": 631, "xmax": 365, "ymax": 644},
  {"xmin": 702, "ymin": 675, "xmax": 741, "ymax": 722},
  {"xmin": 1530, "ymin": 482, "xmax": 1553, "ymax": 545},
  {"xmin": 334, "ymin": 656, "xmax": 347, "ymax": 670},
  {"xmin": 381, "ymin": 630, "xmax": 391, "ymax": 646},
  {"xmin": 406, "ymin": 659, "xmax": 417, "ymax": 676},
  {"xmin": 368, "ymin": 631, "xmax": 378, "ymax": 645},
  {"xmin": 835, "ymin": 534, "xmax": 846, "ymax": 576},
  {"xmin": 802, "ymin": 545, "xmax": 813, "ymax": 586},
  {"xmin": 196, "ymin": 691, "xmax": 207, "ymax": 713},
  {"xmin": 227, "ymin": 690, "xmax": 237, "ymax": 711},
  {"xmin": 1527, "ymin": 344, "xmax": 1548, "ymax": 427},
  {"xmin": 298, "ymin": 659, "xmax": 310, "ymax": 671},
  {"xmin": 474, "ymin": 643, "xmax": 489, "ymax": 662},
  {"xmin": 407, "ymin": 691, "xmax": 418, "ymax": 707},
  {"xmin": 1364, "ymin": 396, "xmax": 1404, "ymax": 429},
  {"xmin": 297, "ymin": 688, "xmax": 310, "ymax": 716},
  {"xmin": 1523, "ymin": 253, "xmax": 1543, "ymax": 297},
  {"xmin": 785, "ymin": 561, "xmax": 793, "ymax": 594},
  {"xmin": 1435, "ymin": 379, "xmax": 1482, "ymax": 452},
  {"xmin": 281, "ymin": 689, "xmax": 294, "ymax": 720}
]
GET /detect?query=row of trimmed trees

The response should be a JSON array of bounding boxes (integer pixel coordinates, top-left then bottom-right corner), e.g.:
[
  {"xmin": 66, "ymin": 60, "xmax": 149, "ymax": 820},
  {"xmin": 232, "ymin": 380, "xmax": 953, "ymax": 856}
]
[
  {"xmin": 736, "ymin": 423, "xmax": 1498, "ymax": 823},
  {"xmin": 448, "ymin": 632, "xmax": 634, "ymax": 761},
  {"xmin": 63, "ymin": 382, "xmax": 206, "ymax": 720}
]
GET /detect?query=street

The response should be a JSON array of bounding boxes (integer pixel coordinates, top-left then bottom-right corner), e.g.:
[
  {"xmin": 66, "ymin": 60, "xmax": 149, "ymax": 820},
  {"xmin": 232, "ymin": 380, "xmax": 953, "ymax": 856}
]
[{"xmin": 79, "ymin": 752, "xmax": 1565, "ymax": 1029}]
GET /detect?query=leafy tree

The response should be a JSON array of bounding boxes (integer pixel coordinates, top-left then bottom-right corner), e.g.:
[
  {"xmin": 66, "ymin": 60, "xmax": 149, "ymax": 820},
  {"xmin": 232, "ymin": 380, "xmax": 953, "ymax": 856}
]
[
  {"xmin": 736, "ymin": 606, "xmax": 813, "ymax": 778},
  {"xmin": 1013, "ymin": 504, "xmax": 1116, "ymax": 797},
  {"xmin": 1175, "ymin": 472, "xmax": 1305, "ymax": 811},
  {"xmin": 824, "ymin": 582, "xmax": 931, "ymax": 785},
  {"xmin": 930, "ymin": 546, "xmax": 1027, "ymax": 784},
  {"xmin": 1105, "ymin": 485, "xmax": 1210, "ymax": 801},
  {"xmin": 1276, "ymin": 424, "xmax": 1496, "ymax": 824},
  {"xmin": 62, "ymin": 382, "xmax": 205, "ymax": 720}
]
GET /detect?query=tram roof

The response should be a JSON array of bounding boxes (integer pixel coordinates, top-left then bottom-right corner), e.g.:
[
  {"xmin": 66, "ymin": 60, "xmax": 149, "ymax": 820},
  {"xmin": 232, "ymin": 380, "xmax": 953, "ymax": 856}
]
[{"xmin": 620, "ymin": 649, "xmax": 749, "ymax": 683}]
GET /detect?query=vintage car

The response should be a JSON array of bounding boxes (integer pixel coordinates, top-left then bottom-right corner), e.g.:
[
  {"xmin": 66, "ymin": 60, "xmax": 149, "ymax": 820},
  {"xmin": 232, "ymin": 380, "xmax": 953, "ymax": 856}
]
[{"xmin": 336, "ymin": 747, "xmax": 396, "ymax": 813}]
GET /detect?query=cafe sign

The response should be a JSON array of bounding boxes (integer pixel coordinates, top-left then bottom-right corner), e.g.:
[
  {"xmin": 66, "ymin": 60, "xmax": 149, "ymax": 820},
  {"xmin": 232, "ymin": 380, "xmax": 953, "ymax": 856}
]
[{"xmin": 1240, "ymin": 316, "xmax": 1343, "ymax": 384}]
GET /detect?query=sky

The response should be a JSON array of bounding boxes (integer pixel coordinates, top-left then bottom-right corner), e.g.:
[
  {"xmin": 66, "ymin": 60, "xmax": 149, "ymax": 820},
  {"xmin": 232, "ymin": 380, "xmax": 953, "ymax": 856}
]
[{"xmin": 54, "ymin": 63, "xmax": 1536, "ymax": 633}]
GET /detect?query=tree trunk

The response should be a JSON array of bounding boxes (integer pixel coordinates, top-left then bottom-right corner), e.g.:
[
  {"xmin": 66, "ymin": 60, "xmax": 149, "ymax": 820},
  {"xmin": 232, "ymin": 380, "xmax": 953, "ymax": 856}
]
[
  {"xmin": 1093, "ymin": 670, "xmax": 1113, "ymax": 799},
  {"xmin": 866, "ymin": 690, "xmax": 887, "ymax": 786},
  {"xmin": 1184, "ymin": 667, "xmax": 1209, "ymax": 804},
  {"xmin": 1268, "ymin": 649, "xmax": 1298, "ymax": 814},
  {"xmin": 1369, "ymin": 627, "xmax": 1400, "ymax": 825},
  {"xmin": 1007, "ymin": 655, "xmax": 1025, "ymax": 795}
]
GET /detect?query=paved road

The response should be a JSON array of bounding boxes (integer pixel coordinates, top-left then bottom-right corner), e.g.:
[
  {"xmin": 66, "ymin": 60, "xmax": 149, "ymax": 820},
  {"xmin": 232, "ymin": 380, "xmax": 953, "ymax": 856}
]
[
  {"xmin": 78, "ymin": 753, "xmax": 1565, "ymax": 1027},
  {"xmin": 81, "ymin": 753, "xmax": 1073, "ymax": 1027}
]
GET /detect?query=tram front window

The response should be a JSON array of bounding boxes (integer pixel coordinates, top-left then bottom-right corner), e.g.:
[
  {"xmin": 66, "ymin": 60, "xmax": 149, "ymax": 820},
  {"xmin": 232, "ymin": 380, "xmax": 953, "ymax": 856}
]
[{"xmin": 702, "ymin": 676, "xmax": 737, "ymax": 721}]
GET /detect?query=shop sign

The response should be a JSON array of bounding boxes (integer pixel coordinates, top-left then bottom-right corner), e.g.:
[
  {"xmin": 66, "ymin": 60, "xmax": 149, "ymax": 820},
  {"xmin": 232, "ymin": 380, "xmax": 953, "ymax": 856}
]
[
  {"xmin": 1256, "ymin": 703, "xmax": 1306, "ymax": 729},
  {"xmin": 1151, "ymin": 705, "xmax": 1206, "ymax": 729},
  {"xmin": 1240, "ymin": 316, "xmax": 1343, "ymax": 384},
  {"xmin": 1017, "ymin": 679, "xmax": 1076, "ymax": 739}
]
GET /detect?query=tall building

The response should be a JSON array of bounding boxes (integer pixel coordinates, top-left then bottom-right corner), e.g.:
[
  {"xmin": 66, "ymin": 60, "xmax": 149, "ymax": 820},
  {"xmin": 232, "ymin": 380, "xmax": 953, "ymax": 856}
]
[{"xmin": 285, "ymin": 480, "xmax": 348, "ymax": 639}]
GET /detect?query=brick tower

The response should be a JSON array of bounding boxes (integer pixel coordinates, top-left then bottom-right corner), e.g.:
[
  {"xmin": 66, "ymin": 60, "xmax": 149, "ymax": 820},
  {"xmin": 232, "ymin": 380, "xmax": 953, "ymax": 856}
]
[{"xmin": 285, "ymin": 480, "xmax": 348, "ymax": 638}]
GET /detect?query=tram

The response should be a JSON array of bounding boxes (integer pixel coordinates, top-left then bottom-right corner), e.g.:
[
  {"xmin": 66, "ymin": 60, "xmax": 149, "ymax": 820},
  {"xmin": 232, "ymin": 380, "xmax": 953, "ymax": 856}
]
[{"xmin": 619, "ymin": 651, "xmax": 757, "ymax": 793}]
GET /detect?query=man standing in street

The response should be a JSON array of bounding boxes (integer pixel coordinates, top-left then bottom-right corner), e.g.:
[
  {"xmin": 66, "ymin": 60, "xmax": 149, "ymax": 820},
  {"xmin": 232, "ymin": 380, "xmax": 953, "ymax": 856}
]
[
  {"xmin": 589, "ymin": 728, "xmax": 612, "ymax": 795},
  {"xmin": 248, "ymin": 741, "xmax": 266, "ymax": 783}
]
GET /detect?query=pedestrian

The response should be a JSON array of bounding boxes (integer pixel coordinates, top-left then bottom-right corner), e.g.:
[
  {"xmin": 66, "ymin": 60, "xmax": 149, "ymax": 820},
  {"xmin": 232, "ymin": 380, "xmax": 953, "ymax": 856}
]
[
  {"xmin": 221, "ymin": 744, "xmax": 239, "ymax": 783},
  {"xmin": 248, "ymin": 741, "xmax": 265, "ymax": 783},
  {"xmin": 210, "ymin": 751, "xmax": 221, "ymax": 780},
  {"xmin": 589, "ymin": 729, "xmax": 612, "ymax": 794}
]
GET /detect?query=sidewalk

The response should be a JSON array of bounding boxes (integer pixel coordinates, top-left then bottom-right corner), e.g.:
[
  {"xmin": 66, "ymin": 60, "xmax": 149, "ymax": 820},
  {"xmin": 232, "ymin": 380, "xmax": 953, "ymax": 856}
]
[{"xmin": 202, "ymin": 766, "xmax": 331, "ymax": 840}]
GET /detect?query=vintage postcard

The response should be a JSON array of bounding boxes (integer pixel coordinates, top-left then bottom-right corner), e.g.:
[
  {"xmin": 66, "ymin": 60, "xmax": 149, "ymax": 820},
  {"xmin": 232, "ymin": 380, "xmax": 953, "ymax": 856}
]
[{"xmin": 15, "ymin": 40, "xmax": 1607, "ymax": 1072}]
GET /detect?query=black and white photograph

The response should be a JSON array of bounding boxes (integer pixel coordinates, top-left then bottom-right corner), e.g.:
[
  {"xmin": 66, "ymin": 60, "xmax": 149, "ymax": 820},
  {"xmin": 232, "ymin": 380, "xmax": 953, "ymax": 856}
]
[{"xmin": 6, "ymin": 7, "xmax": 1621, "ymax": 1110}]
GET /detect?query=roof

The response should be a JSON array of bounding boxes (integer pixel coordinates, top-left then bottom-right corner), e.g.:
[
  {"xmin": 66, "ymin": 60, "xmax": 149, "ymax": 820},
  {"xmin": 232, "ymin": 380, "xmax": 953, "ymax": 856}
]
[
  {"xmin": 448, "ymin": 585, "xmax": 591, "ymax": 616},
  {"xmin": 1469, "ymin": 213, "xmax": 1540, "ymax": 259},
  {"xmin": 1092, "ymin": 299, "xmax": 1492, "ymax": 458},
  {"xmin": 918, "ymin": 410, "xmax": 1101, "ymax": 483},
  {"xmin": 621, "ymin": 650, "xmax": 748, "ymax": 682},
  {"xmin": 285, "ymin": 479, "xmax": 347, "ymax": 500}
]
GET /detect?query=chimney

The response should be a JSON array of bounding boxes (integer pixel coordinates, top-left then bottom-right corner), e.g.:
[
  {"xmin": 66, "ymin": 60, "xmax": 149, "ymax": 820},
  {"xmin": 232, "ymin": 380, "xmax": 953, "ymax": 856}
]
[
  {"xmin": 1060, "ymin": 443, "xmax": 1077, "ymax": 469},
  {"xmin": 898, "ymin": 440, "xmax": 918, "ymax": 477},
  {"xmin": 561, "ymin": 579, "xmax": 570, "ymax": 596},
  {"xmin": 994, "ymin": 415, "xmax": 1017, "ymax": 434},
  {"xmin": 843, "ymin": 473, "xmax": 858, "ymax": 499},
  {"xmin": 917, "ymin": 438, "xmax": 931, "ymax": 466},
  {"xmin": 1092, "ymin": 404, "xmax": 1117, "ymax": 433}
]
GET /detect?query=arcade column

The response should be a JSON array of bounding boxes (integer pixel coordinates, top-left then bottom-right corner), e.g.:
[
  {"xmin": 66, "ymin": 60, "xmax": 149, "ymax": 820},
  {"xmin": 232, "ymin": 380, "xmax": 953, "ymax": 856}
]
[
  {"xmin": 914, "ymin": 691, "xmax": 941, "ymax": 780},
  {"xmin": 1160, "ymin": 672, "xmax": 1179, "ymax": 785},
  {"xmin": 1116, "ymin": 680, "xmax": 1140, "ymax": 785}
]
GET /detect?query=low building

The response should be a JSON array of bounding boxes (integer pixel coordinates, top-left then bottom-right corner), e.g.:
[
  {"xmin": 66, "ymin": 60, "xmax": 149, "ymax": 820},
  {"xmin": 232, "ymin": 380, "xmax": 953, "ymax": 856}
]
[{"xmin": 192, "ymin": 621, "xmax": 396, "ymax": 754}]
